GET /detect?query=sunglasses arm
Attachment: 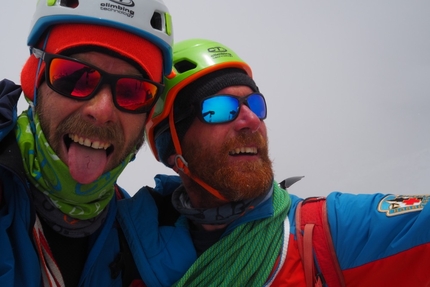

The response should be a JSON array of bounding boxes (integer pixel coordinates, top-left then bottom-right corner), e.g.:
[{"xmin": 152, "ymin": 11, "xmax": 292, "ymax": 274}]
[{"xmin": 31, "ymin": 47, "xmax": 45, "ymax": 61}]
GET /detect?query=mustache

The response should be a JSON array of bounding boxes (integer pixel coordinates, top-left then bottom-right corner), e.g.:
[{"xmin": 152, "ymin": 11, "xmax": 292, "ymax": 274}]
[
  {"xmin": 223, "ymin": 131, "xmax": 267, "ymax": 151},
  {"xmin": 56, "ymin": 113, "xmax": 124, "ymax": 144}
]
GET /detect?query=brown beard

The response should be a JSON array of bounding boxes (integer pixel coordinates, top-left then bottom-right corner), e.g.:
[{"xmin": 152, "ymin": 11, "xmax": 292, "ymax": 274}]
[
  {"xmin": 182, "ymin": 131, "xmax": 273, "ymax": 202},
  {"xmin": 36, "ymin": 93, "xmax": 145, "ymax": 171}
]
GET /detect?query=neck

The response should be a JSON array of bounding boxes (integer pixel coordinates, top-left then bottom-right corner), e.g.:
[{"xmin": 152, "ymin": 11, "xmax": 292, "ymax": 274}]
[
  {"xmin": 180, "ymin": 173, "xmax": 228, "ymax": 209},
  {"xmin": 171, "ymin": 183, "xmax": 272, "ymax": 228},
  {"xmin": 199, "ymin": 223, "xmax": 227, "ymax": 231}
]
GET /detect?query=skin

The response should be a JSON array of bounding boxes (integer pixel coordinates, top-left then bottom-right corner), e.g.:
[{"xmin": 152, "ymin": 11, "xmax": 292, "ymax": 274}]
[
  {"xmin": 169, "ymin": 85, "xmax": 273, "ymax": 213},
  {"xmin": 36, "ymin": 52, "xmax": 147, "ymax": 182}
]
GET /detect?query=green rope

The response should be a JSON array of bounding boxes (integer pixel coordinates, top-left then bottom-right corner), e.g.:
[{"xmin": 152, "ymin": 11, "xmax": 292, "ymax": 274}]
[{"xmin": 173, "ymin": 183, "xmax": 291, "ymax": 287}]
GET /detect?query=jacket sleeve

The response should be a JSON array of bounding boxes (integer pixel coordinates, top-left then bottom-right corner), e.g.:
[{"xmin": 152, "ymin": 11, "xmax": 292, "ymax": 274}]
[
  {"xmin": 326, "ymin": 192, "xmax": 430, "ymax": 286},
  {"xmin": 117, "ymin": 175, "xmax": 196, "ymax": 287},
  {"xmin": 0, "ymin": 79, "xmax": 22, "ymax": 141}
]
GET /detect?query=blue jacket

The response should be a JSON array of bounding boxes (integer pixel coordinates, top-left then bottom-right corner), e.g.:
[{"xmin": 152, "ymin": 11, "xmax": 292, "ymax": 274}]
[
  {"xmin": 117, "ymin": 178, "xmax": 299, "ymax": 286},
  {"xmin": 117, "ymin": 175, "xmax": 194, "ymax": 286},
  {"xmin": 0, "ymin": 79, "xmax": 133, "ymax": 286},
  {"xmin": 119, "ymin": 177, "xmax": 430, "ymax": 286}
]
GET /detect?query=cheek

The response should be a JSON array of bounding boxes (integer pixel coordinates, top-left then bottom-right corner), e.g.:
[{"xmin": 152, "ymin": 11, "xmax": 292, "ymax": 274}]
[
  {"xmin": 259, "ymin": 122, "xmax": 268, "ymax": 137},
  {"xmin": 120, "ymin": 114, "xmax": 146, "ymax": 140},
  {"xmin": 37, "ymin": 85, "xmax": 82, "ymax": 135},
  {"xmin": 185, "ymin": 125, "xmax": 226, "ymax": 151}
]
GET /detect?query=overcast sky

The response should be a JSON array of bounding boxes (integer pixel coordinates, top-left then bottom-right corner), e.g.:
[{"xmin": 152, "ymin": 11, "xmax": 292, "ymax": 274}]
[{"xmin": 2, "ymin": 0, "xmax": 429, "ymax": 198}]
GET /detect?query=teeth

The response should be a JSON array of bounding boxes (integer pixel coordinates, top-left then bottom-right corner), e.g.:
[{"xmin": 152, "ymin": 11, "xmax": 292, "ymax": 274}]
[
  {"xmin": 69, "ymin": 134, "xmax": 111, "ymax": 150},
  {"xmin": 92, "ymin": 141, "xmax": 103, "ymax": 149},
  {"xmin": 230, "ymin": 147, "xmax": 257, "ymax": 155}
]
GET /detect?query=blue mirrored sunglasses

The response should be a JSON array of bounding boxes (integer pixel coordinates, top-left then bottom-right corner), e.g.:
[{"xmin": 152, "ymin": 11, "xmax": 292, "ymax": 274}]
[{"xmin": 197, "ymin": 92, "xmax": 267, "ymax": 124}]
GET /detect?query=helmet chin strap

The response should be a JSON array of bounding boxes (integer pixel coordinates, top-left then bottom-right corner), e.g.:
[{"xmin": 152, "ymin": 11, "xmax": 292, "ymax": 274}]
[{"xmin": 169, "ymin": 108, "xmax": 228, "ymax": 202}]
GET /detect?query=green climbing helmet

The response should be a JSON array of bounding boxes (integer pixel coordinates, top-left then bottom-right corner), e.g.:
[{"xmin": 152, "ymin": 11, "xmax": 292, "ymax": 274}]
[{"xmin": 146, "ymin": 38, "xmax": 253, "ymax": 162}]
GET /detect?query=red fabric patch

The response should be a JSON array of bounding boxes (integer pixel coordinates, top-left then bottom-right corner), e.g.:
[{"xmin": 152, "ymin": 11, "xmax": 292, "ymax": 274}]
[
  {"xmin": 270, "ymin": 233, "xmax": 307, "ymax": 286},
  {"xmin": 343, "ymin": 243, "xmax": 430, "ymax": 286}
]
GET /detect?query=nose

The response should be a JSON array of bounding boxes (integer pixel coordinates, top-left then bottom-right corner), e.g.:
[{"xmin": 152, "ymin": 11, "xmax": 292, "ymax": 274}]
[
  {"xmin": 82, "ymin": 84, "xmax": 117, "ymax": 125},
  {"xmin": 233, "ymin": 104, "xmax": 262, "ymax": 132}
]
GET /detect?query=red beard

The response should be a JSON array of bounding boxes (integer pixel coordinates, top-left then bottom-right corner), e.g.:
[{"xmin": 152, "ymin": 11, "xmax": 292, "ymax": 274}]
[{"xmin": 182, "ymin": 131, "xmax": 273, "ymax": 202}]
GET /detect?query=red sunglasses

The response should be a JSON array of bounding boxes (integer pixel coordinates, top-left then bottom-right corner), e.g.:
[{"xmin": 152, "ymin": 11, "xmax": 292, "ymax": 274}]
[{"xmin": 32, "ymin": 47, "xmax": 163, "ymax": 114}]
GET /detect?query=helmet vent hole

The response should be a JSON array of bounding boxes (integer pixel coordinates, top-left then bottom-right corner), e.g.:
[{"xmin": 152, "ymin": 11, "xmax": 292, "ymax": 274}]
[
  {"xmin": 174, "ymin": 60, "xmax": 197, "ymax": 73},
  {"xmin": 60, "ymin": 0, "xmax": 79, "ymax": 8},
  {"xmin": 151, "ymin": 12, "xmax": 162, "ymax": 31}
]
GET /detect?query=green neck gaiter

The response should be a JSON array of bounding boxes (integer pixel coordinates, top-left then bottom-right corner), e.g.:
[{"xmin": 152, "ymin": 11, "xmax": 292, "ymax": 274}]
[{"xmin": 15, "ymin": 110, "xmax": 133, "ymax": 220}]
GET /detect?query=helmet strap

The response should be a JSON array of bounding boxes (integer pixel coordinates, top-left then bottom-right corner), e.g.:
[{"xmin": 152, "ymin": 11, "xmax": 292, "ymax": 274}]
[{"xmin": 169, "ymin": 109, "xmax": 228, "ymax": 202}]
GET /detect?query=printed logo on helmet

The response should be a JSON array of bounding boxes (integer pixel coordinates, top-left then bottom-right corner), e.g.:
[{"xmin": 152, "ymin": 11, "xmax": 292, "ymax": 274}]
[
  {"xmin": 109, "ymin": 0, "xmax": 135, "ymax": 7},
  {"xmin": 101, "ymin": 1, "xmax": 135, "ymax": 18},
  {"xmin": 208, "ymin": 47, "xmax": 228, "ymax": 53},
  {"xmin": 378, "ymin": 194, "xmax": 429, "ymax": 216},
  {"xmin": 207, "ymin": 46, "xmax": 232, "ymax": 60}
]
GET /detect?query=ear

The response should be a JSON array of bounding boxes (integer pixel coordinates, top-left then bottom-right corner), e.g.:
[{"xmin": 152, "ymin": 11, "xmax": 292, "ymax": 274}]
[
  {"xmin": 167, "ymin": 154, "xmax": 180, "ymax": 173},
  {"xmin": 21, "ymin": 55, "xmax": 44, "ymax": 101}
]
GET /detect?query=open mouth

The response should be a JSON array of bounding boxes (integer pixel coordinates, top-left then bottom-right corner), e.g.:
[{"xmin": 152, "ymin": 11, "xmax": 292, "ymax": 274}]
[
  {"xmin": 229, "ymin": 147, "xmax": 258, "ymax": 156},
  {"xmin": 65, "ymin": 133, "xmax": 114, "ymax": 156}
]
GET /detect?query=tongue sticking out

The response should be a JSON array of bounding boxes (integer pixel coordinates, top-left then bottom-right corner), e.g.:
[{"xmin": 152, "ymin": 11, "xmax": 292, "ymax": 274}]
[{"xmin": 68, "ymin": 142, "xmax": 108, "ymax": 184}]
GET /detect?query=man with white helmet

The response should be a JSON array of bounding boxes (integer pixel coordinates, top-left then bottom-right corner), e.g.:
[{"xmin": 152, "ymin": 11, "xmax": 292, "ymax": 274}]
[{"xmin": 0, "ymin": 0, "xmax": 172, "ymax": 286}]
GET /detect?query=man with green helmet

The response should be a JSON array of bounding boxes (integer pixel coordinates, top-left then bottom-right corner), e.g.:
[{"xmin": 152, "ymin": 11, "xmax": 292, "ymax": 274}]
[
  {"xmin": 0, "ymin": 0, "xmax": 173, "ymax": 286},
  {"xmin": 119, "ymin": 38, "xmax": 430, "ymax": 286}
]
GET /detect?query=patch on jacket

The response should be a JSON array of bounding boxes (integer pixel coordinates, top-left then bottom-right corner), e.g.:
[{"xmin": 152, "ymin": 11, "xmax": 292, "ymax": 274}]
[{"xmin": 378, "ymin": 195, "xmax": 429, "ymax": 216}]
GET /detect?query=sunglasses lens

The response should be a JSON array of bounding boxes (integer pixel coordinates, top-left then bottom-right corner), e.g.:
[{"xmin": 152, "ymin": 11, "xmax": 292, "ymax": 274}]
[
  {"xmin": 200, "ymin": 93, "xmax": 267, "ymax": 124},
  {"xmin": 201, "ymin": 96, "xmax": 240, "ymax": 123},
  {"xmin": 49, "ymin": 58, "xmax": 101, "ymax": 98},
  {"xmin": 247, "ymin": 94, "xmax": 267, "ymax": 119},
  {"xmin": 115, "ymin": 78, "xmax": 159, "ymax": 112}
]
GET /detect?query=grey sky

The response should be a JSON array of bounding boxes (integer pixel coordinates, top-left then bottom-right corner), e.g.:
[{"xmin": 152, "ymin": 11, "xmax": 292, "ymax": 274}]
[{"xmin": 2, "ymin": 0, "xmax": 429, "ymax": 197}]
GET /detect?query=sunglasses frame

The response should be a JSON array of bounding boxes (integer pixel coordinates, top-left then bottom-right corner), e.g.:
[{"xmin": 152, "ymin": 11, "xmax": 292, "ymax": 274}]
[
  {"xmin": 197, "ymin": 92, "xmax": 267, "ymax": 124},
  {"xmin": 32, "ymin": 47, "xmax": 164, "ymax": 114}
]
